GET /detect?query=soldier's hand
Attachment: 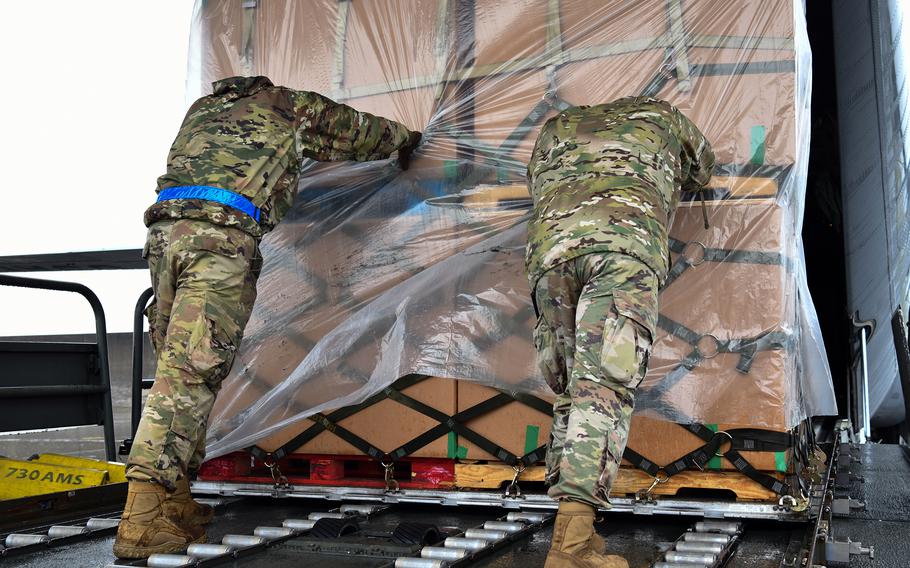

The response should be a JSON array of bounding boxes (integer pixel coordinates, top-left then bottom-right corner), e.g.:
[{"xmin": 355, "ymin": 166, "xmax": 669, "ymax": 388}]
[{"xmin": 398, "ymin": 131, "xmax": 423, "ymax": 171}]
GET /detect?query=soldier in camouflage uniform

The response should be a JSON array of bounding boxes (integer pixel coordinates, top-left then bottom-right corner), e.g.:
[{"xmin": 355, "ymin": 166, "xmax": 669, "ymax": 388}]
[
  {"xmin": 527, "ymin": 97, "xmax": 713, "ymax": 568},
  {"xmin": 114, "ymin": 75, "xmax": 421, "ymax": 559}
]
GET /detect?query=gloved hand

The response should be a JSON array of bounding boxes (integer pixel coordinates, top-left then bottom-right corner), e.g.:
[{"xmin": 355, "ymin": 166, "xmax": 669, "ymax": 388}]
[{"xmin": 398, "ymin": 131, "xmax": 423, "ymax": 171}]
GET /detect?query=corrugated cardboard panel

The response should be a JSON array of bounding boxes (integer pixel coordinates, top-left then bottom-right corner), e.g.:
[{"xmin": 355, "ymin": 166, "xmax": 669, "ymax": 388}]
[{"xmin": 257, "ymin": 377, "xmax": 457, "ymax": 458}]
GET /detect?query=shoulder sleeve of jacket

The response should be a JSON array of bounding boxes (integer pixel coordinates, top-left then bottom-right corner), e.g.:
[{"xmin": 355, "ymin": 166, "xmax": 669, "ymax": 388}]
[
  {"xmin": 673, "ymin": 108, "xmax": 715, "ymax": 192},
  {"xmin": 291, "ymin": 90, "xmax": 413, "ymax": 162},
  {"xmin": 528, "ymin": 115, "xmax": 559, "ymax": 182}
]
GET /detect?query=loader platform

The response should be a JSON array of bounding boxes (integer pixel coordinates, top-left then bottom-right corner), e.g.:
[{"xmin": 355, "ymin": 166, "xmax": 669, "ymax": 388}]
[{"xmin": 1, "ymin": 440, "xmax": 906, "ymax": 567}]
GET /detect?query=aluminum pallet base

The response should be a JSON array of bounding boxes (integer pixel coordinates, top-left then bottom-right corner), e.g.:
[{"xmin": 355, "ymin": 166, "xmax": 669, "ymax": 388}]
[{"xmin": 191, "ymin": 481, "xmax": 809, "ymax": 522}]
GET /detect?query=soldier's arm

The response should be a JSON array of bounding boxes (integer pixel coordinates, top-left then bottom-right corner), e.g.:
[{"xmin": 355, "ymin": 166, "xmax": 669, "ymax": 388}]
[
  {"xmin": 292, "ymin": 91, "xmax": 415, "ymax": 162},
  {"xmin": 675, "ymin": 110, "xmax": 715, "ymax": 192}
]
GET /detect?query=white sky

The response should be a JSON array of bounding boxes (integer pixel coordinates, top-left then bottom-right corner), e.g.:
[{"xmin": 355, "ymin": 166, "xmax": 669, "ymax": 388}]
[{"xmin": 0, "ymin": 2, "xmax": 194, "ymax": 335}]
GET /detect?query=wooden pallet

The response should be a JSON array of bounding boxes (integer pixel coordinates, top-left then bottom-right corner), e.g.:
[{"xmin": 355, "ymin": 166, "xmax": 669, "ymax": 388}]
[{"xmin": 455, "ymin": 463, "xmax": 781, "ymax": 501}]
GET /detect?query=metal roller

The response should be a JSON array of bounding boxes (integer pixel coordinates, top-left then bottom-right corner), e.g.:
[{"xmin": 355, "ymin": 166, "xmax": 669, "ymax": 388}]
[
  {"xmin": 683, "ymin": 532, "xmax": 730, "ymax": 544},
  {"xmin": 394, "ymin": 558, "xmax": 449, "ymax": 568},
  {"xmin": 186, "ymin": 543, "xmax": 233, "ymax": 558},
  {"xmin": 506, "ymin": 512, "xmax": 546, "ymax": 524},
  {"xmin": 194, "ymin": 498, "xmax": 222, "ymax": 507},
  {"xmin": 146, "ymin": 554, "xmax": 197, "ymax": 567},
  {"xmin": 675, "ymin": 541, "xmax": 724, "ymax": 554},
  {"xmin": 47, "ymin": 525, "xmax": 90, "ymax": 538},
  {"xmin": 254, "ymin": 526, "xmax": 296, "ymax": 539},
  {"xmin": 221, "ymin": 534, "xmax": 266, "ymax": 547},
  {"xmin": 86, "ymin": 517, "xmax": 121, "ymax": 530},
  {"xmin": 421, "ymin": 546, "xmax": 468, "ymax": 560},
  {"xmin": 340, "ymin": 504, "xmax": 378, "ymax": 515},
  {"xmin": 482, "ymin": 521, "xmax": 524, "ymax": 533},
  {"xmin": 282, "ymin": 518, "xmax": 317, "ymax": 530},
  {"xmin": 444, "ymin": 537, "xmax": 488, "ymax": 551},
  {"xmin": 5, "ymin": 534, "xmax": 50, "ymax": 547},
  {"xmin": 464, "ymin": 528, "xmax": 508, "ymax": 540},
  {"xmin": 694, "ymin": 521, "xmax": 740, "ymax": 535},
  {"xmin": 665, "ymin": 551, "xmax": 716, "ymax": 564},
  {"xmin": 309, "ymin": 512, "xmax": 347, "ymax": 520}
]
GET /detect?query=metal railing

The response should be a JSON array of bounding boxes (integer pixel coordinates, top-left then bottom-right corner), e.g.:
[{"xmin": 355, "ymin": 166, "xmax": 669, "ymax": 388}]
[
  {"xmin": 0, "ymin": 274, "xmax": 116, "ymax": 461},
  {"xmin": 119, "ymin": 287, "xmax": 154, "ymax": 456}
]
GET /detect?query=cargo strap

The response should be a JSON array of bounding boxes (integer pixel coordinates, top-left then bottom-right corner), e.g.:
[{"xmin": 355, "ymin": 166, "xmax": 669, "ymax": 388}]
[
  {"xmin": 664, "ymin": 237, "xmax": 788, "ymax": 288},
  {"xmin": 657, "ymin": 314, "xmax": 792, "ymax": 374},
  {"xmin": 247, "ymin": 374, "xmax": 549, "ymax": 471},
  {"xmin": 248, "ymin": 374, "xmax": 794, "ymax": 496},
  {"xmin": 622, "ymin": 424, "xmax": 793, "ymax": 495}
]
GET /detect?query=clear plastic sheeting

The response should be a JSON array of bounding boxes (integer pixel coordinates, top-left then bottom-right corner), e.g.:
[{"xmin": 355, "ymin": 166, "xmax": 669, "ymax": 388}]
[{"xmin": 187, "ymin": 0, "xmax": 837, "ymax": 458}]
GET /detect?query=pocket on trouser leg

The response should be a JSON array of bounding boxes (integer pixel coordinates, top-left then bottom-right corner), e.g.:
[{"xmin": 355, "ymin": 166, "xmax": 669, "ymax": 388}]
[
  {"xmin": 183, "ymin": 299, "xmax": 241, "ymax": 389},
  {"xmin": 534, "ymin": 316, "xmax": 566, "ymax": 394},
  {"xmin": 144, "ymin": 300, "xmax": 164, "ymax": 356},
  {"xmin": 599, "ymin": 308, "xmax": 652, "ymax": 390},
  {"xmin": 155, "ymin": 411, "xmax": 198, "ymax": 488}
]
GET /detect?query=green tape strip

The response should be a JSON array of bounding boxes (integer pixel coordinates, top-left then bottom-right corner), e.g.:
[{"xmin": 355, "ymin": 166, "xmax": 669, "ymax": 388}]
[
  {"xmin": 447, "ymin": 432, "xmax": 457, "ymax": 458},
  {"xmin": 706, "ymin": 424, "xmax": 722, "ymax": 470},
  {"xmin": 750, "ymin": 125, "xmax": 766, "ymax": 165},
  {"xmin": 524, "ymin": 425, "xmax": 540, "ymax": 455},
  {"xmin": 447, "ymin": 432, "xmax": 467, "ymax": 459},
  {"xmin": 774, "ymin": 451, "xmax": 787, "ymax": 472}
]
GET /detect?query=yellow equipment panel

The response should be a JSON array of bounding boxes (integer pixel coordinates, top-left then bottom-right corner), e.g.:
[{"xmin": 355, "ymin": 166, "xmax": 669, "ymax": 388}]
[{"xmin": 0, "ymin": 455, "xmax": 123, "ymax": 500}]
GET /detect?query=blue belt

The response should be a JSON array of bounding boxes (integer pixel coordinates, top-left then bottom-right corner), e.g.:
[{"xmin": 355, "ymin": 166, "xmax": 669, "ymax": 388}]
[{"xmin": 156, "ymin": 185, "xmax": 261, "ymax": 223}]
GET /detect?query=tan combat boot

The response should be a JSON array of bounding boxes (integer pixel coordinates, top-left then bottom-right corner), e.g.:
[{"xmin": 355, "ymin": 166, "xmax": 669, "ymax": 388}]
[
  {"xmin": 112, "ymin": 481, "xmax": 206, "ymax": 559},
  {"xmin": 544, "ymin": 501, "xmax": 628, "ymax": 568},
  {"xmin": 172, "ymin": 477, "xmax": 215, "ymax": 526}
]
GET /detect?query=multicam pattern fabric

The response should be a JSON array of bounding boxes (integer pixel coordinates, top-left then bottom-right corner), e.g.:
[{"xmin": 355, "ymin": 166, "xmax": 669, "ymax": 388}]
[
  {"xmin": 126, "ymin": 219, "xmax": 260, "ymax": 489},
  {"xmin": 145, "ymin": 76, "xmax": 415, "ymax": 237},
  {"xmin": 525, "ymin": 97, "xmax": 715, "ymax": 288},
  {"xmin": 534, "ymin": 253, "xmax": 657, "ymax": 508},
  {"xmin": 130, "ymin": 76, "xmax": 417, "ymax": 487}
]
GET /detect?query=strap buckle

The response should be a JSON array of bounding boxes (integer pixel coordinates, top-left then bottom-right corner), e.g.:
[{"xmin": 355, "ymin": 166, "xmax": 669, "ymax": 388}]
[
  {"xmin": 635, "ymin": 471, "xmax": 669, "ymax": 503},
  {"xmin": 382, "ymin": 461, "xmax": 400, "ymax": 493},
  {"xmin": 262, "ymin": 455, "xmax": 289, "ymax": 490},
  {"xmin": 504, "ymin": 464, "xmax": 525, "ymax": 498}
]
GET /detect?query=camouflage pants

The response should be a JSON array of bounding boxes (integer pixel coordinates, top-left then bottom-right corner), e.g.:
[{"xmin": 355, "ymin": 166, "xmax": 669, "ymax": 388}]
[
  {"xmin": 126, "ymin": 219, "xmax": 260, "ymax": 489},
  {"xmin": 533, "ymin": 253, "xmax": 658, "ymax": 508}
]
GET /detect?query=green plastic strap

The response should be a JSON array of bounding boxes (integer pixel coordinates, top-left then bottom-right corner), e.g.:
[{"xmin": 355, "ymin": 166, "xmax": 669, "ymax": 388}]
[
  {"xmin": 750, "ymin": 125, "xmax": 766, "ymax": 165},
  {"xmin": 706, "ymin": 424, "xmax": 722, "ymax": 470},
  {"xmin": 524, "ymin": 425, "xmax": 540, "ymax": 456}
]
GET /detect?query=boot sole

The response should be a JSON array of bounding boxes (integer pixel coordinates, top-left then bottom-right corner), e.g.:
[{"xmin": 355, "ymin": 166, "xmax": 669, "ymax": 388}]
[{"xmin": 113, "ymin": 533, "xmax": 205, "ymax": 559}]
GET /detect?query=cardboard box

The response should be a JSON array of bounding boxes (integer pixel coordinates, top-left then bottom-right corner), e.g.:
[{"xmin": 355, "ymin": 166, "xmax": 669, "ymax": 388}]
[
  {"xmin": 253, "ymin": 376, "xmax": 457, "ymax": 458},
  {"xmin": 456, "ymin": 381, "xmax": 789, "ymax": 473}
]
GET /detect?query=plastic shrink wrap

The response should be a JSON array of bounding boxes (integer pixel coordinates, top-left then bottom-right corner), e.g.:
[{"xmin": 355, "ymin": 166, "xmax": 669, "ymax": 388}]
[{"xmin": 185, "ymin": 0, "xmax": 838, "ymax": 461}]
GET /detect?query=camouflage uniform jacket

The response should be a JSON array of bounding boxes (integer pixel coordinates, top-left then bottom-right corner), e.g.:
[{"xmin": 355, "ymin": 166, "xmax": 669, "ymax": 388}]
[
  {"xmin": 145, "ymin": 76, "xmax": 415, "ymax": 237},
  {"xmin": 525, "ymin": 97, "xmax": 715, "ymax": 292}
]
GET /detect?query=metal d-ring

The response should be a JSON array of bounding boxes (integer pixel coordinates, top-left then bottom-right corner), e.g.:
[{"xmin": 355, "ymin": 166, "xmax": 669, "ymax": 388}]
[
  {"xmin": 713, "ymin": 430, "xmax": 734, "ymax": 457},
  {"xmin": 697, "ymin": 333, "xmax": 721, "ymax": 359},
  {"xmin": 682, "ymin": 240, "xmax": 707, "ymax": 266}
]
